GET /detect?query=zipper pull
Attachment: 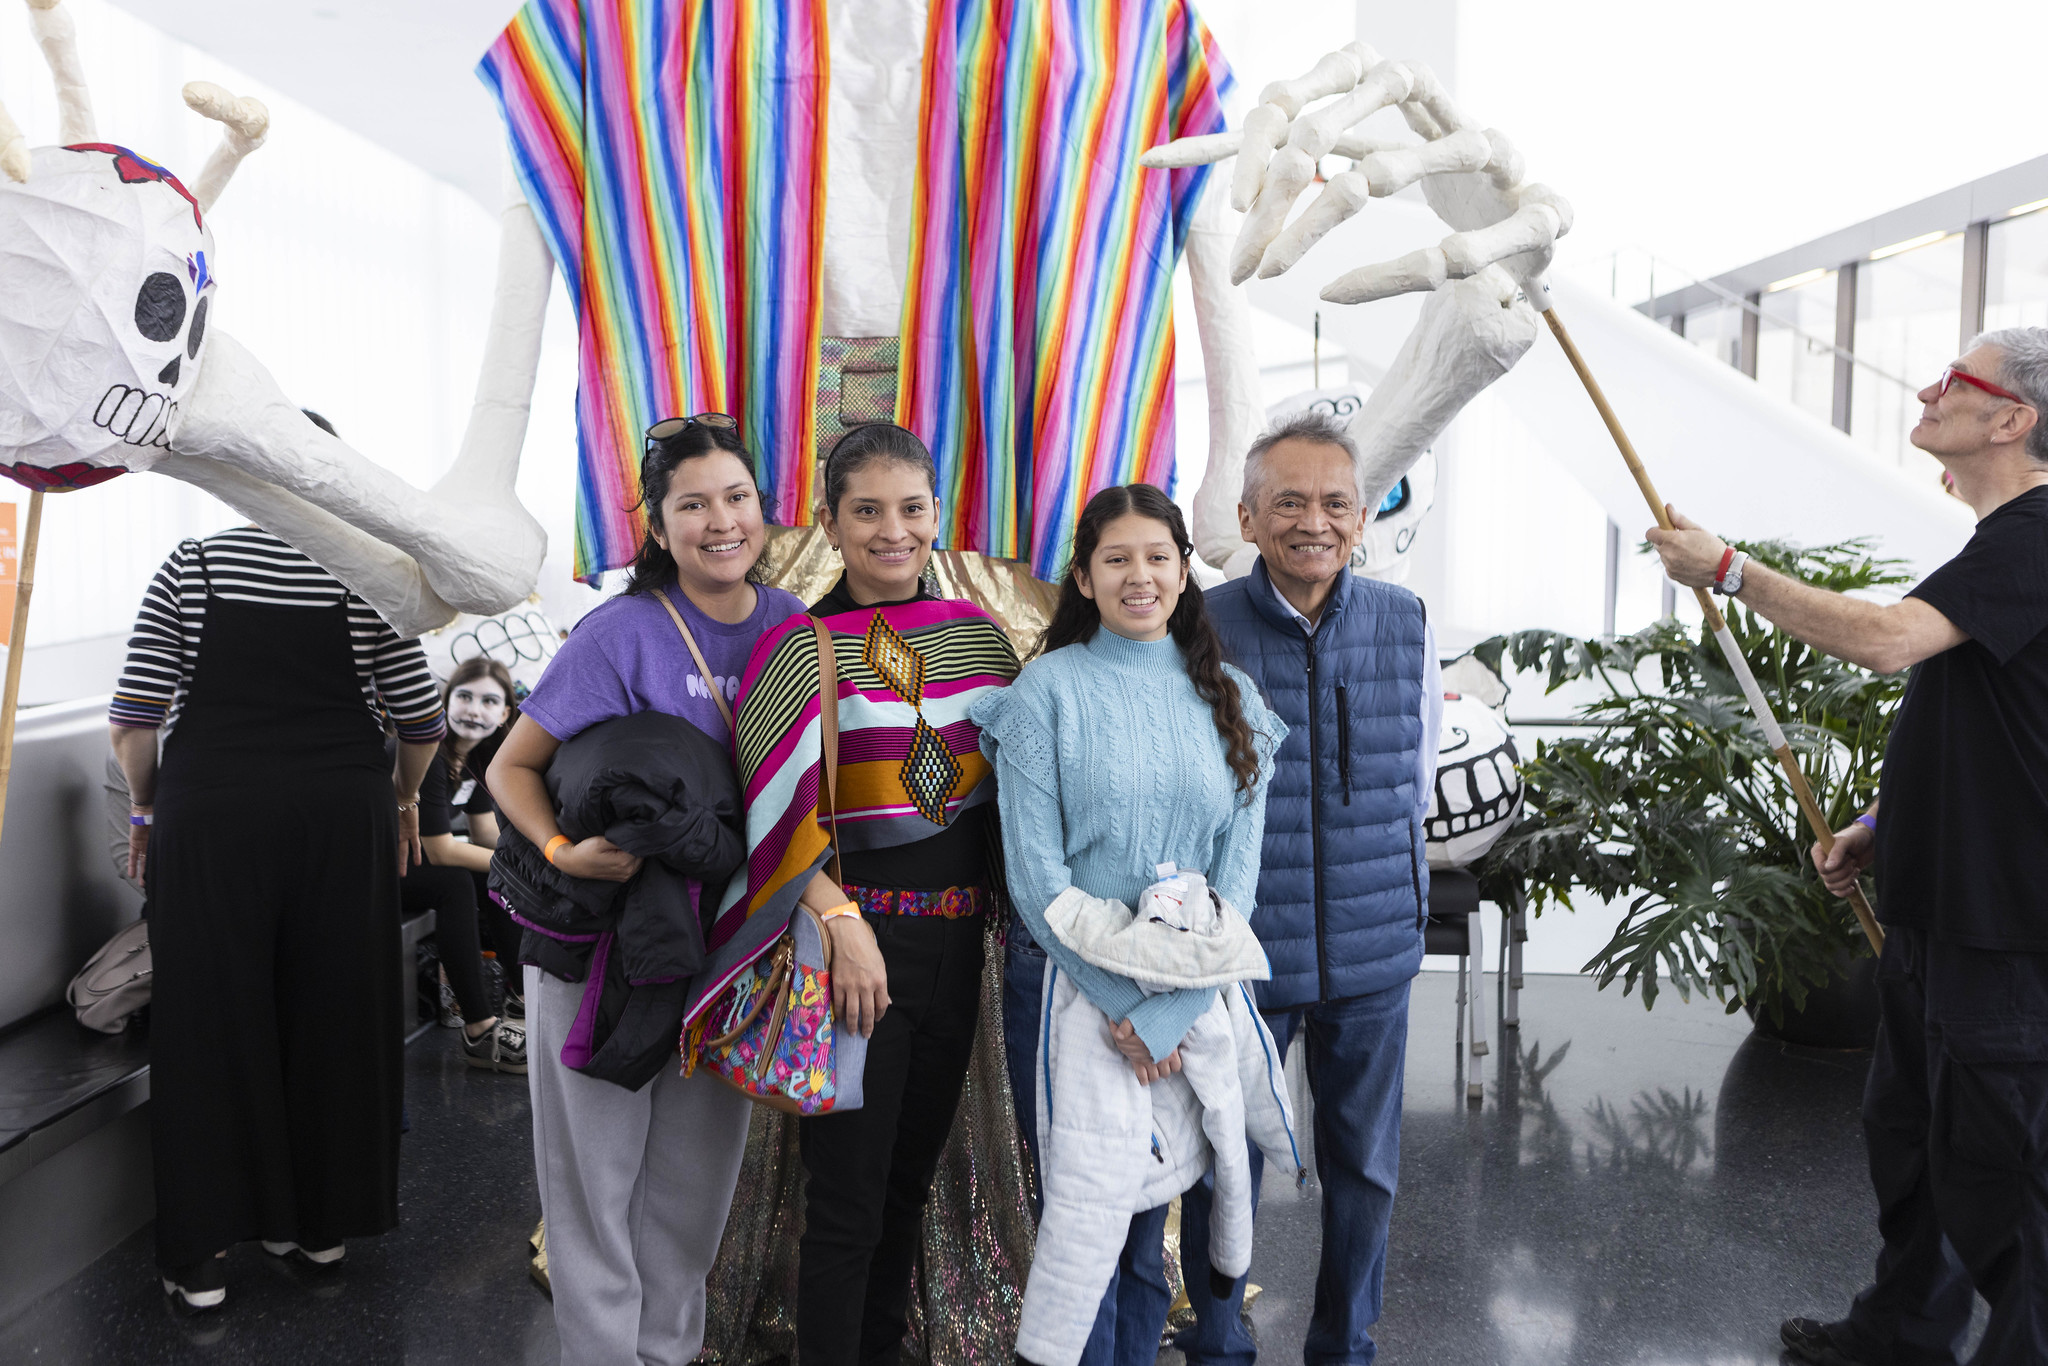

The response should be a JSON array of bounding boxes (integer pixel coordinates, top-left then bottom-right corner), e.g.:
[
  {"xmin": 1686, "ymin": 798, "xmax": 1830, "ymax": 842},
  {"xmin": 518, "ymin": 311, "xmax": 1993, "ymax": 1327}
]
[{"xmin": 1152, "ymin": 1136, "xmax": 1165, "ymax": 1163}]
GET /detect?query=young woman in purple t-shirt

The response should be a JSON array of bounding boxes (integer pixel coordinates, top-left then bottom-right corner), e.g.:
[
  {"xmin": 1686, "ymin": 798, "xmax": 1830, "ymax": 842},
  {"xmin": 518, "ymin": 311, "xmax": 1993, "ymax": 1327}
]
[{"xmin": 488, "ymin": 417, "xmax": 804, "ymax": 1366}]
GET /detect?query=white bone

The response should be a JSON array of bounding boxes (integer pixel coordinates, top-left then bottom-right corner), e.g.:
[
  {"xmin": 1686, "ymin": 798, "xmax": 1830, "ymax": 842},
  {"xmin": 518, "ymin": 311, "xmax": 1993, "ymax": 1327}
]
[
  {"xmin": 163, "ymin": 199, "xmax": 555, "ymax": 635},
  {"xmin": 1255, "ymin": 46, "xmax": 1368, "ymax": 120},
  {"xmin": 182, "ymin": 82, "xmax": 269, "ymax": 213},
  {"xmin": 1351, "ymin": 127, "xmax": 1491, "ymax": 201},
  {"xmin": 1137, "ymin": 129, "xmax": 1240, "ymax": 170},
  {"xmin": 1231, "ymin": 146, "xmax": 1314, "ymax": 284},
  {"xmin": 1230, "ymin": 102, "xmax": 1289, "ymax": 212},
  {"xmin": 0, "ymin": 96, "xmax": 25, "ymax": 184},
  {"xmin": 26, "ymin": 0, "xmax": 93, "ymax": 144},
  {"xmin": 1256, "ymin": 169, "xmax": 1369, "ymax": 278},
  {"xmin": 1291, "ymin": 61, "xmax": 1413, "ymax": 157},
  {"xmin": 1329, "ymin": 130, "xmax": 1420, "ymax": 161},
  {"xmin": 1397, "ymin": 62, "xmax": 1475, "ymax": 136},
  {"xmin": 1182, "ymin": 174, "xmax": 1265, "ymax": 572},
  {"xmin": 1481, "ymin": 128, "xmax": 1524, "ymax": 193},
  {"xmin": 1322, "ymin": 248, "xmax": 1449, "ymax": 305}
]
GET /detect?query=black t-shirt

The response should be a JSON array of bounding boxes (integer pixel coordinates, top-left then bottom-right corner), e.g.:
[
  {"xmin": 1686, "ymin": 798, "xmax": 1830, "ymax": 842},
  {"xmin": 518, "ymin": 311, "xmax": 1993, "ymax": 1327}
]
[
  {"xmin": 811, "ymin": 575, "xmax": 993, "ymax": 893},
  {"xmin": 1876, "ymin": 485, "xmax": 2048, "ymax": 949},
  {"xmin": 420, "ymin": 736, "xmax": 501, "ymax": 840}
]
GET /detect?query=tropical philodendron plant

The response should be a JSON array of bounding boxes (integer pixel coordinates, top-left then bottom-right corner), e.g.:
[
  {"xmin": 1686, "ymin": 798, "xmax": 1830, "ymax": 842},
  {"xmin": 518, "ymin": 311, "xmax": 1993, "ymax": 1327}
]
[{"xmin": 1472, "ymin": 540, "xmax": 1909, "ymax": 1024}]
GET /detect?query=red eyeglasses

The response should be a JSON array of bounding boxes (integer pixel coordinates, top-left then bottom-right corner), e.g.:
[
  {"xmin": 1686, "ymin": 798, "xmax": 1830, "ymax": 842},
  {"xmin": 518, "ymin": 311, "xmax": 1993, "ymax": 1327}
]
[{"xmin": 1935, "ymin": 366, "xmax": 2031, "ymax": 406}]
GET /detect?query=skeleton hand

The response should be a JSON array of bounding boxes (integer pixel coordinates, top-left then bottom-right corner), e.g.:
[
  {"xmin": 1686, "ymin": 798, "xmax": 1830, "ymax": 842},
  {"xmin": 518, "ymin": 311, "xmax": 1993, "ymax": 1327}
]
[{"xmin": 1139, "ymin": 41, "xmax": 1572, "ymax": 304}]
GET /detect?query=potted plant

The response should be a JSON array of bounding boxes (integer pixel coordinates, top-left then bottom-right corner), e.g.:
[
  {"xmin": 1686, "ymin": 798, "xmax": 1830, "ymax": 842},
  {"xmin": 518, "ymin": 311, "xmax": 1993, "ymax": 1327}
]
[{"xmin": 1471, "ymin": 539, "xmax": 1908, "ymax": 1047}]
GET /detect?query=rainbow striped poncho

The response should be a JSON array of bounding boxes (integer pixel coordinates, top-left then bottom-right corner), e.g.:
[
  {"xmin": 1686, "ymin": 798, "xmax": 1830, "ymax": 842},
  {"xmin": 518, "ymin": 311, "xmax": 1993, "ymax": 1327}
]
[
  {"xmin": 479, "ymin": 0, "xmax": 1230, "ymax": 585},
  {"xmin": 684, "ymin": 598, "xmax": 1020, "ymax": 1024}
]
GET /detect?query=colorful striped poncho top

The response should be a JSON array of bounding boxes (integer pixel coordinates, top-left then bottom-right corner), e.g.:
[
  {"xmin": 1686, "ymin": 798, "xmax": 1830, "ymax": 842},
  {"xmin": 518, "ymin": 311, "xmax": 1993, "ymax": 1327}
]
[{"xmin": 684, "ymin": 590, "xmax": 1021, "ymax": 1024}]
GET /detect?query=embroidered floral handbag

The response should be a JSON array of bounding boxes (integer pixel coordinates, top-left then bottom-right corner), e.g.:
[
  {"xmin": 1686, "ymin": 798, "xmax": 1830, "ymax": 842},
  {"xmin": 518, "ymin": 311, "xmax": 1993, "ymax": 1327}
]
[{"xmin": 685, "ymin": 616, "xmax": 867, "ymax": 1115}]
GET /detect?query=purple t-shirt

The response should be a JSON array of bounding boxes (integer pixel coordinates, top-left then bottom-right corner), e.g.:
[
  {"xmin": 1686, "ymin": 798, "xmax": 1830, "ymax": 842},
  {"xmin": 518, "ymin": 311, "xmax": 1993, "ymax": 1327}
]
[{"xmin": 522, "ymin": 581, "xmax": 806, "ymax": 744}]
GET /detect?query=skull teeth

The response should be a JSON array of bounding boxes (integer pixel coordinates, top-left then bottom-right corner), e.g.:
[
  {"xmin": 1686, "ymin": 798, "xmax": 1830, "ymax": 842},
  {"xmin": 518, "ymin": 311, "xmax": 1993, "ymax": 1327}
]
[{"xmin": 93, "ymin": 384, "xmax": 175, "ymax": 447}]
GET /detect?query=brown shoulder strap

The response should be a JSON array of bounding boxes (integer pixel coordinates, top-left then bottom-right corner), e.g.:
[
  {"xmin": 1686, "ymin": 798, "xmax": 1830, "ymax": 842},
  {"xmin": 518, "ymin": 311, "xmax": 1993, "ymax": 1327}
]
[
  {"xmin": 653, "ymin": 588, "xmax": 736, "ymax": 735},
  {"xmin": 809, "ymin": 617, "xmax": 842, "ymax": 882}
]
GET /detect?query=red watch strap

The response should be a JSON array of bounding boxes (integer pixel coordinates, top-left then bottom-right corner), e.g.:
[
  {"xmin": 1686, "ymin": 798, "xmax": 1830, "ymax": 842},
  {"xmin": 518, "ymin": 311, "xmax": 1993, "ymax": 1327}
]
[{"xmin": 1714, "ymin": 546, "xmax": 1736, "ymax": 586}]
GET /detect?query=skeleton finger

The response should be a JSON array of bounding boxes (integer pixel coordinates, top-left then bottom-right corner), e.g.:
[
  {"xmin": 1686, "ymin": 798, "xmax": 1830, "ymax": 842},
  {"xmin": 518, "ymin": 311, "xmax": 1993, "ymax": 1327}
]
[
  {"xmin": 1286, "ymin": 58, "xmax": 1415, "ymax": 161},
  {"xmin": 1255, "ymin": 127, "xmax": 1493, "ymax": 280},
  {"xmin": 1230, "ymin": 102, "xmax": 1290, "ymax": 212},
  {"xmin": 1320, "ymin": 186, "xmax": 1570, "ymax": 305},
  {"xmin": 1254, "ymin": 42, "xmax": 1376, "ymax": 118},
  {"xmin": 1137, "ymin": 130, "xmax": 1241, "ymax": 170},
  {"xmin": 1230, "ymin": 145, "xmax": 1315, "ymax": 284},
  {"xmin": 182, "ymin": 82, "xmax": 269, "ymax": 212},
  {"xmin": 1395, "ymin": 62, "xmax": 1475, "ymax": 139},
  {"xmin": 27, "ymin": 0, "xmax": 94, "ymax": 144}
]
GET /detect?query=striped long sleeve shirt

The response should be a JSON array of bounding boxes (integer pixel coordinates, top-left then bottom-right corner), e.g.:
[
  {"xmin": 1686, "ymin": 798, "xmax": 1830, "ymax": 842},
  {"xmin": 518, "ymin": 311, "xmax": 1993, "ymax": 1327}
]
[{"xmin": 110, "ymin": 528, "xmax": 447, "ymax": 743}]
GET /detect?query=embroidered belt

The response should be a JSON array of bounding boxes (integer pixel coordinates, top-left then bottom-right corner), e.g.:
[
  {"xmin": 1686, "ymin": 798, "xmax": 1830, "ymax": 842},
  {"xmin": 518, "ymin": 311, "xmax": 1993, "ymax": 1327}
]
[{"xmin": 847, "ymin": 884, "xmax": 989, "ymax": 920}]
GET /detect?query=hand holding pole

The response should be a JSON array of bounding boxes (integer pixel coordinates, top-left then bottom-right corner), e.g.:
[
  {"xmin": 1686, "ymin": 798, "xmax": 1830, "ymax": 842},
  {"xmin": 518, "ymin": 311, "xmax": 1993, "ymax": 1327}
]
[{"xmin": 1527, "ymin": 286, "xmax": 1884, "ymax": 955}]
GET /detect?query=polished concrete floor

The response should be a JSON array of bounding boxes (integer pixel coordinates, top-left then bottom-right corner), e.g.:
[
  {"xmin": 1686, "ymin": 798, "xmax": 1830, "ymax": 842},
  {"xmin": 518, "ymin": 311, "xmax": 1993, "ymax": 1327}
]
[{"xmin": 0, "ymin": 973, "xmax": 1900, "ymax": 1364}]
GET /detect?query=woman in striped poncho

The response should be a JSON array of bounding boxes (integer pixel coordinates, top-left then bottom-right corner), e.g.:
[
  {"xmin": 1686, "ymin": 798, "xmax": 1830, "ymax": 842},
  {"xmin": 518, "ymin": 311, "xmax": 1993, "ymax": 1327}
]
[{"xmin": 695, "ymin": 424, "xmax": 1021, "ymax": 1366}]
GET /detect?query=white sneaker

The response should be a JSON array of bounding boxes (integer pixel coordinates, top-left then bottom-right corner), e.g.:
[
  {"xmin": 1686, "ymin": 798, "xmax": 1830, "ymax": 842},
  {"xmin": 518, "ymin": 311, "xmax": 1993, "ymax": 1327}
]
[{"xmin": 262, "ymin": 1240, "xmax": 345, "ymax": 1266}]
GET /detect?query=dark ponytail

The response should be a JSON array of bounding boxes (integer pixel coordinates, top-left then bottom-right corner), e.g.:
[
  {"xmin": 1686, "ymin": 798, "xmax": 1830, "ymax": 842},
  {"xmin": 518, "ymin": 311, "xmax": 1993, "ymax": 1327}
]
[
  {"xmin": 624, "ymin": 419, "xmax": 763, "ymax": 595},
  {"xmin": 1040, "ymin": 484, "xmax": 1263, "ymax": 800}
]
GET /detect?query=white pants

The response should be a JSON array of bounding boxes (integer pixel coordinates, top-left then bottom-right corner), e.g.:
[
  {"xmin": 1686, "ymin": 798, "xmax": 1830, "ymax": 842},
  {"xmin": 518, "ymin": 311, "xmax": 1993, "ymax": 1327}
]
[{"xmin": 526, "ymin": 965, "xmax": 752, "ymax": 1366}]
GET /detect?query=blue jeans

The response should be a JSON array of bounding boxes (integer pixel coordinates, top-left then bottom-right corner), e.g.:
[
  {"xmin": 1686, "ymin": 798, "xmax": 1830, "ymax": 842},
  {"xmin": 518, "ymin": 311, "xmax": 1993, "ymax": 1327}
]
[
  {"xmin": 1178, "ymin": 980, "xmax": 1411, "ymax": 1366},
  {"xmin": 1005, "ymin": 915, "xmax": 1175, "ymax": 1366}
]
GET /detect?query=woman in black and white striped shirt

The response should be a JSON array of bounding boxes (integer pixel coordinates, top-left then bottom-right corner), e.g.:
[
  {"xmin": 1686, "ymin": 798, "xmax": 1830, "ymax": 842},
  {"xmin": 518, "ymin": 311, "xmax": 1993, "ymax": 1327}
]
[{"xmin": 109, "ymin": 523, "xmax": 445, "ymax": 1312}]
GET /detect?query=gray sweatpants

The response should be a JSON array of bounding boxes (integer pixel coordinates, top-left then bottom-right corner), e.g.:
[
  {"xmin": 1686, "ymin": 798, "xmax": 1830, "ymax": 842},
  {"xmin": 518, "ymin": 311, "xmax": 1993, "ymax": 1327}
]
[{"xmin": 527, "ymin": 965, "xmax": 752, "ymax": 1366}]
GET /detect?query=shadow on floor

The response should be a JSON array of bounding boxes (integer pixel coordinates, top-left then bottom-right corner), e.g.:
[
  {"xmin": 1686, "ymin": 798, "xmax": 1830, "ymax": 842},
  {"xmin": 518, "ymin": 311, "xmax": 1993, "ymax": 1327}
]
[{"xmin": 1, "ymin": 973, "xmax": 1889, "ymax": 1365}]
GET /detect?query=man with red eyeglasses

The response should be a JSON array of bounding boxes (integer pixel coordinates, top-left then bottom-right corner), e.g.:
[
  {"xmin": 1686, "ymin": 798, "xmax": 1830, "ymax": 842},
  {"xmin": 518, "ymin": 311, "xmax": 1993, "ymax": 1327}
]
[{"xmin": 1650, "ymin": 327, "xmax": 2048, "ymax": 1366}]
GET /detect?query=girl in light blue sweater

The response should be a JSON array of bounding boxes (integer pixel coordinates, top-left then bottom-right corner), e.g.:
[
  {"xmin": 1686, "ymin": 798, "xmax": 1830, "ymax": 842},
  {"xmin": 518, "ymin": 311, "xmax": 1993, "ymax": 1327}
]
[{"xmin": 971, "ymin": 484, "xmax": 1283, "ymax": 1366}]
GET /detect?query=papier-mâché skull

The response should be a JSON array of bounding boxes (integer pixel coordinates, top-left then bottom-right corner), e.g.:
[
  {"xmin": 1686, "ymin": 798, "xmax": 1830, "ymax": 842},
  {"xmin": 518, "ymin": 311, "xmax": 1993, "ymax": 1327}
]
[{"xmin": 0, "ymin": 143, "xmax": 215, "ymax": 489}]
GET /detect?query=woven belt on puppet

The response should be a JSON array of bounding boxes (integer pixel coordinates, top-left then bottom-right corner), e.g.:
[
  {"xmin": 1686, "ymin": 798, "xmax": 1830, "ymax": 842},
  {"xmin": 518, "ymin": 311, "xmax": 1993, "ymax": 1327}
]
[{"xmin": 847, "ymin": 885, "xmax": 990, "ymax": 920}]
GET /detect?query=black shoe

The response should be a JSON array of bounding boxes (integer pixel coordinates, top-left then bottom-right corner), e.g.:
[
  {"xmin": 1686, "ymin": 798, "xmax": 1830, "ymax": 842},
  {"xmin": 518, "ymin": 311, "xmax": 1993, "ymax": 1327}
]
[
  {"xmin": 503, "ymin": 990, "xmax": 526, "ymax": 1021},
  {"xmin": 162, "ymin": 1256, "xmax": 226, "ymax": 1312},
  {"xmin": 1780, "ymin": 1317, "xmax": 1869, "ymax": 1366}
]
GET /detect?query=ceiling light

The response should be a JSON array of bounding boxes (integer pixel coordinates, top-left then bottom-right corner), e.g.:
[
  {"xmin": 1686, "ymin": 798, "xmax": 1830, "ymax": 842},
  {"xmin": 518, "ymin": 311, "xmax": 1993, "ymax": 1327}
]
[
  {"xmin": 2005, "ymin": 197, "xmax": 2048, "ymax": 219},
  {"xmin": 1764, "ymin": 267, "xmax": 1827, "ymax": 293},
  {"xmin": 1868, "ymin": 230, "xmax": 1950, "ymax": 261}
]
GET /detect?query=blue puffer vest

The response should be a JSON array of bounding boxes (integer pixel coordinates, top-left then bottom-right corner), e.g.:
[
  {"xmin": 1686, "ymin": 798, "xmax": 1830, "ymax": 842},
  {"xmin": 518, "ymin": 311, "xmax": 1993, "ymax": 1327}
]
[{"xmin": 1207, "ymin": 560, "xmax": 1428, "ymax": 1009}]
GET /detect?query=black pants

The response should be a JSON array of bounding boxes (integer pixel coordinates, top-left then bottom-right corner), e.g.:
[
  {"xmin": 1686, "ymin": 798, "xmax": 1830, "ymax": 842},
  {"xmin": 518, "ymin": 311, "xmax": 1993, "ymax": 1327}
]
[
  {"xmin": 401, "ymin": 863, "xmax": 519, "ymax": 1022},
  {"xmin": 1845, "ymin": 923, "xmax": 2048, "ymax": 1365},
  {"xmin": 797, "ymin": 914, "xmax": 985, "ymax": 1366},
  {"xmin": 149, "ymin": 766, "xmax": 400, "ymax": 1269}
]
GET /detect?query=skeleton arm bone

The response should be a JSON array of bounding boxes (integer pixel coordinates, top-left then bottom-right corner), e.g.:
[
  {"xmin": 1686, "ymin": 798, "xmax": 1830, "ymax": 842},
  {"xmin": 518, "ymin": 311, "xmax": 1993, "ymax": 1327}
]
[
  {"xmin": 1182, "ymin": 172, "xmax": 1265, "ymax": 574},
  {"xmin": 151, "ymin": 448, "xmax": 458, "ymax": 637},
  {"xmin": 26, "ymin": 0, "xmax": 92, "ymax": 144},
  {"xmin": 168, "ymin": 194, "xmax": 552, "ymax": 635},
  {"xmin": 181, "ymin": 81, "xmax": 268, "ymax": 213}
]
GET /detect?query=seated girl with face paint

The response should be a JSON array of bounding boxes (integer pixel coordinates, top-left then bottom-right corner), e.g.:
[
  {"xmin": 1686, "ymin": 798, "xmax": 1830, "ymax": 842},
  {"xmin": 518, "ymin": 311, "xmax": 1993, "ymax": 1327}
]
[{"xmin": 400, "ymin": 657, "xmax": 527, "ymax": 1072}]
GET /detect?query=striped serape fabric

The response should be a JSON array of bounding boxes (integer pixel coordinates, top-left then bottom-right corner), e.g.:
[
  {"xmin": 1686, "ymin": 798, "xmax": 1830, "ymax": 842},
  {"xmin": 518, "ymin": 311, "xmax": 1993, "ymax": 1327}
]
[
  {"xmin": 897, "ymin": 0, "xmax": 1233, "ymax": 578},
  {"xmin": 479, "ymin": 0, "xmax": 830, "ymax": 583},
  {"xmin": 685, "ymin": 598, "xmax": 1020, "ymax": 1025}
]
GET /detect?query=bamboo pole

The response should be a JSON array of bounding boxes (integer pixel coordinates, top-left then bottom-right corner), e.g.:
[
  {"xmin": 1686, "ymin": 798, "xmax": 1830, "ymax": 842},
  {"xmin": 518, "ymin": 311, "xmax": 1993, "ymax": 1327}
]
[
  {"xmin": 0, "ymin": 487, "xmax": 44, "ymax": 844},
  {"xmin": 1539, "ymin": 306, "xmax": 1885, "ymax": 956}
]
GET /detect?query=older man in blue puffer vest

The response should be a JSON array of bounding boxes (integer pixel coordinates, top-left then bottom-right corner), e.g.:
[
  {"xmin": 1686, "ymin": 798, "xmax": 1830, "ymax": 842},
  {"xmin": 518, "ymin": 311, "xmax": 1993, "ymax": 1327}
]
[{"xmin": 1179, "ymin": 410, "xmax": 1440, "ymax": 1366}]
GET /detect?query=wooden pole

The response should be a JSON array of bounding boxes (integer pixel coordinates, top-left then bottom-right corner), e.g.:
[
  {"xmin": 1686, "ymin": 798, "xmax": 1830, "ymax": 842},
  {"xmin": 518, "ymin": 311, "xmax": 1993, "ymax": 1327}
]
[
  {"xmin": 0, "ymin": 488, "xmax": 45, "ymax": 845},
  {"xmin": 1541, "ymin": 307, "xmax": 1885, "ymax": 956}
]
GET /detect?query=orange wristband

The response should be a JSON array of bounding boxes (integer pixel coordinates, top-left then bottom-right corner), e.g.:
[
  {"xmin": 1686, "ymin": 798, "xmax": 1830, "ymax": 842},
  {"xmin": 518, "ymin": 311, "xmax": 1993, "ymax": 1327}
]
[
  {"xmin": 818, "ymin": 901, "xmax": 861, "ymax": 922},
  {"xmin": 543, "ymin": 835, "xmax": 572, "ymax": 865}
]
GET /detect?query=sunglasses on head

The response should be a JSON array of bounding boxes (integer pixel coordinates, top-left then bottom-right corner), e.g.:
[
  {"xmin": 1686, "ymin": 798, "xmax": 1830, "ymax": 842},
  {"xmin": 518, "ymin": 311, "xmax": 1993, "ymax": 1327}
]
[
  {"xmin": 645, "ymin": 412, "xmax": 738, "ymax": 451},
  {"xmin": 1935, "ymin": 367, "xmax": 2030, "ymax": 407}
]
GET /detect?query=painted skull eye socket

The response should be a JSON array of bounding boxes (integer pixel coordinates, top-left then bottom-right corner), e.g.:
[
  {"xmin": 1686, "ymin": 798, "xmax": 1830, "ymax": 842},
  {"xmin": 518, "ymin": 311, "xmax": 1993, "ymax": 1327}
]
[
  {"xmin": 1374, "ymin": 477, "xmax": 1411, "ymax": 520},
  {"xmin": 187, "ymin": 295, "xmax": 209, "ymax": 359},
  {"xmin": 135, "ymin": 271, "xmax": 186, "ymax": 343}
]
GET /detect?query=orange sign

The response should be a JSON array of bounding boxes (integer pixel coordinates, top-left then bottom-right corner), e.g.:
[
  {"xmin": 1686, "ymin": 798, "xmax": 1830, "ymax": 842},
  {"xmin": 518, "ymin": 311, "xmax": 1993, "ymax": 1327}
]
[{"xmin": 0, "ymin": 503, "xmax": 15, "ymax": 641}]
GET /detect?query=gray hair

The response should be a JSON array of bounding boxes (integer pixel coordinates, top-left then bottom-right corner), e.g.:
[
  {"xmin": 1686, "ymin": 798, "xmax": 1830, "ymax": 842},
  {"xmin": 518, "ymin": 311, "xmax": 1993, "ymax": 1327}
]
[
  {"xmin": 1967, "ymin": 326, "xmax": 2048, "ymax": 462},
  {"xmin": 1240, "ymin": 410, "xmax": 1367, "ymax": 509}
]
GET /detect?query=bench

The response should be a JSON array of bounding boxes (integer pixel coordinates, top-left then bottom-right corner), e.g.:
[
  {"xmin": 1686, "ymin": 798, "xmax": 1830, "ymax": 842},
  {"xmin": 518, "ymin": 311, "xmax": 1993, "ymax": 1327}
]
[{"xmin": 0, "ymin": 697, "xmax": 150, "ymax": 1323}]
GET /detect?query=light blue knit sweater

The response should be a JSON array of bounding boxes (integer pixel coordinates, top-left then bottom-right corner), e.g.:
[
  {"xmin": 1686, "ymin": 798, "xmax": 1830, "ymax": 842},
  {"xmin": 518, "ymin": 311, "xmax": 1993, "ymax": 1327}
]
[{"xmin": 971, "ymin": 627, "xmax": 1285, "ymax": 1061}]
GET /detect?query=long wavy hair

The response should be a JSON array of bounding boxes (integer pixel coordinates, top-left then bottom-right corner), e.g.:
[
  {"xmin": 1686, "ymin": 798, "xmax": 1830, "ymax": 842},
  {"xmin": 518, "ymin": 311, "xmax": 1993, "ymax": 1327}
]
[
  {"xmin": 1041, "ymin": 484, "xmax": 1262, "ymax": 800},
  {"xmin": 623, "ymin": 420, "xmax": 766, "ymax": 595}
]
